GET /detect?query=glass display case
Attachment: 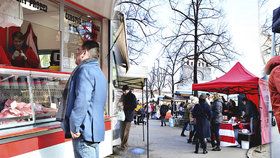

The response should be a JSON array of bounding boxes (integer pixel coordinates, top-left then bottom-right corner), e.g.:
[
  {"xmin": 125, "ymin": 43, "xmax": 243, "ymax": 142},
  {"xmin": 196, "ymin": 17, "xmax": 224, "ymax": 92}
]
[{"xmin": 0, "ymin": 66, "xmax": 70, "ymax": 129}]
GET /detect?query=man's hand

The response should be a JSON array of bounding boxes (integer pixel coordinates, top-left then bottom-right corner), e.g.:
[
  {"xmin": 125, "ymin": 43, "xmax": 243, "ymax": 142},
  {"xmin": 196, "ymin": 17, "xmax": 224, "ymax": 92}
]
[
  {"xmin": 12, "ymin": 50, "xmax": 20, "ymax": 60},
  {"xmin": 19, "ymin": 50, "xmax": 27, "ymax": 60},
  {"xmin": 71, "ymin": 131, "xmax": 81, "ymax": 139}
]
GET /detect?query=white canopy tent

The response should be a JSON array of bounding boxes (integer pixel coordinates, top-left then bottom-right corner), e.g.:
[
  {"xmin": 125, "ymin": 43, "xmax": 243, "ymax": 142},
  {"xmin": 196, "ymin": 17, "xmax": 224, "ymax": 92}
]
[{"xmin": 115, "ymin": 65, "xmax": 148, "ymax": 90}]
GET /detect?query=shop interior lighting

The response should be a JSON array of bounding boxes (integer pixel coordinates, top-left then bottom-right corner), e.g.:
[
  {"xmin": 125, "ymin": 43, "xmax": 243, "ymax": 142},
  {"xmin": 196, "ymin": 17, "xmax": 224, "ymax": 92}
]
[{"xmin": 20, "ymin": 1, "xmax": 39, "ymax": 11}]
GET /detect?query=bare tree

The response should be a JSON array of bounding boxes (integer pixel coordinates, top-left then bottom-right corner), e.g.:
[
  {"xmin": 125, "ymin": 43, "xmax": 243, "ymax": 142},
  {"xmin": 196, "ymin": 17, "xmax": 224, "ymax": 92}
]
[
  {"xmin": 163, "ymin": 47, "xmax": 189, "ymax": 97},
  {"xmin": 147, "ymin": 60, "xmax": 168, "ymax": 98},
  {"xmin": 154, "ymin": 59, "xmax": 168, "ymax": 96},
  {"xmin": 164, "ymin": 0, "xmax": 236, "ymax": 96},
  {"xmin": 259, "ymin": 0, "xmax": 280, "ymax": 63},
  {"xmin": 147, "ymin": 67, "xmax": 156, "ymax": 98},
  {"xmin": 116, "ymin": 0, "xmax": 161, "ymax": 64}
]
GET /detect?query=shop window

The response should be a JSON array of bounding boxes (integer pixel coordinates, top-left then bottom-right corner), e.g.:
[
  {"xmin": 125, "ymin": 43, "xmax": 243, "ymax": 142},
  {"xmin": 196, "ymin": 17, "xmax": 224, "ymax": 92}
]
[
  {"xmin": 31, "ymin": 76, "xmax": 68, "ymax": 123},
  {"xmin": 62, "ymin": 7, "xmax": 102, "ymax": 71},
  {"xmin": 0, "ymin": 0, "xmax": 60, "ymax": 69}
]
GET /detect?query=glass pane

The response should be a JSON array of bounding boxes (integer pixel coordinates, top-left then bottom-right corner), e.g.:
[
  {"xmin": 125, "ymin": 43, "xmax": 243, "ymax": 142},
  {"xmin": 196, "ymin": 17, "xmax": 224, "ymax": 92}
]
[
  {"xmin": 62, "ymin": 7, "xmax": 102, "ymax": 71},
  {"xmin": 0, "ymin": 74, "xmax": 33, "ymax": 128},
  {"xmin": 31, "ymin": 76, "xmax": 68, "ymax": 123}
]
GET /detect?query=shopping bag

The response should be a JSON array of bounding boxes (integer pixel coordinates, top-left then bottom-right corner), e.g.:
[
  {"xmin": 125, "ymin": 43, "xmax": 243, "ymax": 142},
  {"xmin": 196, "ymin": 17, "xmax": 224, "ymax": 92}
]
[{"xmin": 117, "ymin": 110, "xmax": 125, "ymax": 121}]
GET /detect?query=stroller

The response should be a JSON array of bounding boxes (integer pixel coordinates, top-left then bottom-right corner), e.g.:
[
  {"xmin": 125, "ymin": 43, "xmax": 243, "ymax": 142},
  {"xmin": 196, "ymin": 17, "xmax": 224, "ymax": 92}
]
[{"xmin": 134, "ymin": 108, "xmax": 146, "ymax": 125}]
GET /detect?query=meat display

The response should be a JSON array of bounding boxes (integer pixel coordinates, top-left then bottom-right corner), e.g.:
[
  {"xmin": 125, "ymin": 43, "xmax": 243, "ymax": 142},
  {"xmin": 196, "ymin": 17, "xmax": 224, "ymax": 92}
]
[{"xmin": 0, "ymin": 99, "xmax": 57, "ymax": 124}]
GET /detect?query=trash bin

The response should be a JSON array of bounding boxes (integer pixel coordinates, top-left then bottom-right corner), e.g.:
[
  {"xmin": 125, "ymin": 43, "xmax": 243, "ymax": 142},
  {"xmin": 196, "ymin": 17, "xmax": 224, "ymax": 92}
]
[{"xmin": 238, "ymin": 132, "xmax": 252, "ymax": 149}]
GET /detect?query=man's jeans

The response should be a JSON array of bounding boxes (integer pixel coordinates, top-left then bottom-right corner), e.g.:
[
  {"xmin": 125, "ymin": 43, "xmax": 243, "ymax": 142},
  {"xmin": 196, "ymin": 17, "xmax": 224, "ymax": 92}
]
[{"xmin": 72, "ymin": 137, "xmax": 99, "ymax": 158}]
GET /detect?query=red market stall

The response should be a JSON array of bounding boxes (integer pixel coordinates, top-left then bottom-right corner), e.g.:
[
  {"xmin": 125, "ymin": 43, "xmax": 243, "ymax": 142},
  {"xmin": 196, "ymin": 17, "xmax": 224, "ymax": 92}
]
[{"xmin": 192, "ymin": 62, "xmax": 271, "ymax": 147}]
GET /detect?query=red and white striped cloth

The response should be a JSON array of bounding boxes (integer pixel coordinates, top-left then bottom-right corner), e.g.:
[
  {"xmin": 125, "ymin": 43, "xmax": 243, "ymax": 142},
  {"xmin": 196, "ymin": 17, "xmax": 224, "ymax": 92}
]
[{"xmin": 219, "ymin": 123, "xmax": 238, "ymax": 146}]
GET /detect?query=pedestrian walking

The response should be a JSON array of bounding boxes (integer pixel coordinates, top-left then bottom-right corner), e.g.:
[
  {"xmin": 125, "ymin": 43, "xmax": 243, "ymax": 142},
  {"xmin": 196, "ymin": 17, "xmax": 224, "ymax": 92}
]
[
  {"xmin": 160, "ymin": 104, "xmax": 169, "ymax": 126},
  {"xmin": 210, "ymin": 93, "xmax": 223, "ymax": 151},
  {"xmin": 192, "ymin": 93, "xmax": 212, "ymax": 154},
  {"xmin": 188, "ymin": 96, "xmax": 199, "ymax": 143},
  {"xmin": 265, "ymin": 56, "xmax": 280, "ymax": 132},
  {"xmin": 180, "ymin": 102, "xmax": 189, "ymax": 137},
  {"xmin": 120, "ymin": 85, "xmax": 137, "ymax": 150},
  {"xmin": 60, "ymin": 41, "xmax": 107, "ymax": 158}
]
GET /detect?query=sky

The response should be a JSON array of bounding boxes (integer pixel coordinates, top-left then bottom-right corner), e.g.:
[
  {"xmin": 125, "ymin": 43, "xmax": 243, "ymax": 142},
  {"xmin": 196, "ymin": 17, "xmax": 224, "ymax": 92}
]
[{"xmin": 141, "ymin": 0, "xmax": 280, "ymax": 79}]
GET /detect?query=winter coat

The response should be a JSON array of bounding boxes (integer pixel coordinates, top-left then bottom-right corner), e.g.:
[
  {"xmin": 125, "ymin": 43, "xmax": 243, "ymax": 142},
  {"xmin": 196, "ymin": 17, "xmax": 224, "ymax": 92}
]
[
  {"xmin": 182, "ymin": 104, "xmax": 190, "ymax": 122},
  {"xmin": 160, "ymin": 104, "xmax": 169, "ymax": 117},
  {"xmin": 265, "ymin": 56, "xmax": 280, "ymax": 132},
  {"xmin": 211, "ymin": 99, "xmax": 223, "ymax": 124},
  {"xmin": 192, "ymin": 102, "xmax": 212, "ymax": 139},
  {"xmin": 122, "ymin": 91, "xmax": 137, "ymax": 122},
  {"xmin": 188, "ymin": 103, "xmax": 196, "ymax": 123},
  {"xmin": 62, "ymin": 59, "xmax": 107, "ymax": 142}
]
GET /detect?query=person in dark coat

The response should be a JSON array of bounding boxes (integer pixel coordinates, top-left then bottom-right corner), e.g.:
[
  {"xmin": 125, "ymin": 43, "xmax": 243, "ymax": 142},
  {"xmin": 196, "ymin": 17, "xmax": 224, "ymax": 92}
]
[
  {"xmin": 120, "ymin": 85, "xmax": 137, "ymax": 150},
  {"xmin": 242, "ymin": 97, "xmax": 261, "ymax": 146},
  {"xmin": 180, "ymin": 102, "xmax": 189, "ymax": 136},
  {"xmin": 192, "ymin": 93, "xmax": 212, "ymax": 154},
  {"xmin": 160, "ymin": 104, "xmax": 169, "ymax": 126},
  {"xmin": 210, "ymin": 93, "xmax": 223, "ymax": 151}
]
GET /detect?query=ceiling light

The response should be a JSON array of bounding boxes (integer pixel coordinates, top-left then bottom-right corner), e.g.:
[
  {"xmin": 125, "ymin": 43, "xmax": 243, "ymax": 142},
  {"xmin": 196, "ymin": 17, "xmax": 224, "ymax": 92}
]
[{"xmin": 20, "ymin": 1, "xmax": 39, "ymax": 11}]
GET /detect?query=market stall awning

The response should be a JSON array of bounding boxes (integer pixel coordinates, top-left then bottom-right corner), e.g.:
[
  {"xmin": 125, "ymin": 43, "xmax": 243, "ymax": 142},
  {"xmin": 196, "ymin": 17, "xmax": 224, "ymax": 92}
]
[
  {"xmin": 111, "ymin": 11, "xmax": 129, "ymax": 71},
  {"xmin": 115, "ymin": 65, "xmax": 148, "ymax": 89},
  {"xmin": 192, "ymin": 62, "xmax": 259, "ymax": 94}
]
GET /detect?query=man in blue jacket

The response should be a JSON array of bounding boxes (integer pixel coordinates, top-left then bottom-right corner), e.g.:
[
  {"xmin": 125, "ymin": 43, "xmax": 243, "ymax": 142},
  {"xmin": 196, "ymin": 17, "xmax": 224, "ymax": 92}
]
[{"xmin": 62, "ymin": 40, "xmax": 107, "ymax": 158}]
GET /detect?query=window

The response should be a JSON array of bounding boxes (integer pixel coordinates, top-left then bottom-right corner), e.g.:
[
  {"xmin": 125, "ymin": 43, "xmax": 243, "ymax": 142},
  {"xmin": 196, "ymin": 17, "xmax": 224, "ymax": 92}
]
[
  {"xmin": 62, "ymin": 7, "xmax": 102, "ymax": 71},
  {"xmin": 0, "ymin": 0, "xmax": 60, "ymax": 69}
]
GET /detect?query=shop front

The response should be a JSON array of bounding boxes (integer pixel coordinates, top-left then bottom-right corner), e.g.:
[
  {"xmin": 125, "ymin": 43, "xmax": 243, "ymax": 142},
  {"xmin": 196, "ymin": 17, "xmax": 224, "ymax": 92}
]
[{"xmin": 0, "ymin": 0, "xmax": 124, "ymax": 157}]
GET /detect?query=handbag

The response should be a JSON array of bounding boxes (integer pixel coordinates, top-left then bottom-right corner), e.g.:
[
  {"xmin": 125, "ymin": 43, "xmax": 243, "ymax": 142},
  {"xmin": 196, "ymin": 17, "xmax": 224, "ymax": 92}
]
[{"xmin": 117, "ymin": 110, "xmax": 125, "ymax": 121}]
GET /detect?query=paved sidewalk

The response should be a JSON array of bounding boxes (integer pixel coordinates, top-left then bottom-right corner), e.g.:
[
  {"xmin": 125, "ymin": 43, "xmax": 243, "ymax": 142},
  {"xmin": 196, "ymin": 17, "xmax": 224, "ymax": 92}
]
[{"xmin": 109, "ymin": 119, "xmax": 248, "ymax": 158}]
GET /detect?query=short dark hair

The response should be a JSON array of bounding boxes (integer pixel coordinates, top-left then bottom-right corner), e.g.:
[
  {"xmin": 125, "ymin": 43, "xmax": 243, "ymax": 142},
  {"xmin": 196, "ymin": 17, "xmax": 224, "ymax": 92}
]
[
  {"xmin": 82, "ymin": 40, "xmax": 99, "ymax": 51},
  {"xmin": 12, "ymin": 31, "xmax": 24, "ymax": 41},
  {"xmin": 122, "ymin": 85, "xmax": 129, "ymax": 91}
]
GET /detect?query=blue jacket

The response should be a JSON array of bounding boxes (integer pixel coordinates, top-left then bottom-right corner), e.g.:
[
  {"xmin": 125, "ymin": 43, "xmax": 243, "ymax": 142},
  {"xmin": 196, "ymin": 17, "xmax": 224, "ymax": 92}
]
[{"xmin": 63, "ymin": 59, "xmax": 107, "ymax": 142}]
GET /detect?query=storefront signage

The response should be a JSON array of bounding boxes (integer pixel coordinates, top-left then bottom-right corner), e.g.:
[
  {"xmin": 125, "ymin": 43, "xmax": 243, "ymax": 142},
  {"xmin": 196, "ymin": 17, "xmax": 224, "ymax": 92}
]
[
  {"xmin": 65, "ymin": 12, "xmax": 82, "ymax": 24},
  {"xmin": 65, "ymin": 12, "xmax": 100, "ymax": 31},
  {"xmin": 16, "ymin": 0, "xmax": 48, "ymax": 12}
]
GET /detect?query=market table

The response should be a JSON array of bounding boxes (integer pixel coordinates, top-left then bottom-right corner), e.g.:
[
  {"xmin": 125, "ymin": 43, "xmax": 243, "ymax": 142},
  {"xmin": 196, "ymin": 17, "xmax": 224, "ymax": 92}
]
[{"xmin": 219, "ymin": 123, "xmax": 238, "ymax": 147}]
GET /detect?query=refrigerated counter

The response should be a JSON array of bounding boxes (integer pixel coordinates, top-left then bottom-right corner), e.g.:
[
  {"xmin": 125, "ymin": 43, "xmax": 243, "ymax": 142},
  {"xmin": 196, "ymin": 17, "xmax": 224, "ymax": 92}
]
[{"xmin": 0, "ymin": 66, "xmax": 112, "ymax": 158}]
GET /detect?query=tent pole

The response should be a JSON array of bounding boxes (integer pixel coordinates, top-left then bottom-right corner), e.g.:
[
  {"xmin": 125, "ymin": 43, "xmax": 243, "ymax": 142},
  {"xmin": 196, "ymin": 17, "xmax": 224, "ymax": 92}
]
[
  {"xmin": 142, "ymin": 82, "xmax": 145, "ymax": 142},
  {"xmin": 145, "ymin": 78, "xmax": 149, "ymax": 158},
  {"xmin": 256, "ymin": 85, "xmax": 263, "ymax": 152}
]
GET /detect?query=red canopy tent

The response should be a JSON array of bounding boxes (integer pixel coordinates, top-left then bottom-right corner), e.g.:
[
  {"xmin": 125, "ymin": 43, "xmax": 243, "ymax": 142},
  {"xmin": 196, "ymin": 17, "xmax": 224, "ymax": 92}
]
[
  {"xmin": 192, "ymin": 62, "xmax": 259, "ymax": 95},
  {"xmin": 192, "ymin": 62, "xmax": 270, "ymax": 145}
]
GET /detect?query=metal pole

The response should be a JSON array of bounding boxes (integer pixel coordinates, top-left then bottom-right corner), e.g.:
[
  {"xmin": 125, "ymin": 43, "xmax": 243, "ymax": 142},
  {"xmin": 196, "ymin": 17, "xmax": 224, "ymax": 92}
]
[
  {"xmin": 142, "ymin": 82, "xmax": 145, "ymax": 142},
  {"xmin": 271, "ymin": 33, "xmax": 276, "ymax": 57},
  {"xmin": 59, "ymin": 0, "xmax": 65, "ymax": 72},
  {"xmin": 145, "ymin": 78, "xmax": 149, "ymax": 158}
]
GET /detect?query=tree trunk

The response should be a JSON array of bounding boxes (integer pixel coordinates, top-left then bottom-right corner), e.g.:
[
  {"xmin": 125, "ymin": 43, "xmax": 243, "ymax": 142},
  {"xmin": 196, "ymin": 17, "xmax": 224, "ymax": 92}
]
[
  {"xmin": 172, "ymin": 76, "xmax": 175, "ymax": 97},
  {"xmin": 193, "ymin": 0, "xmax": 199, "ymax": 97},
  {"xmin": 158, "ymin": 88, "xmax": 161, "ymax": 96}
]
